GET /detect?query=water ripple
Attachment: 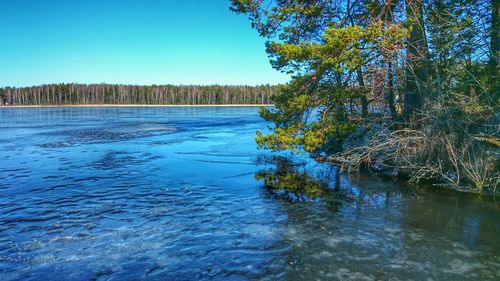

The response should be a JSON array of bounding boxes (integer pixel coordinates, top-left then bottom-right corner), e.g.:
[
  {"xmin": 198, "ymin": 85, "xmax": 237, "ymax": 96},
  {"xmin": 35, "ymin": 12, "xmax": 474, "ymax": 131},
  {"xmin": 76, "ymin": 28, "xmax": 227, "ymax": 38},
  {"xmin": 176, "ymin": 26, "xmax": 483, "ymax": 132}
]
[{"xmin": 0, "ymin": 107, "xmax": 498, "ymax": 281}]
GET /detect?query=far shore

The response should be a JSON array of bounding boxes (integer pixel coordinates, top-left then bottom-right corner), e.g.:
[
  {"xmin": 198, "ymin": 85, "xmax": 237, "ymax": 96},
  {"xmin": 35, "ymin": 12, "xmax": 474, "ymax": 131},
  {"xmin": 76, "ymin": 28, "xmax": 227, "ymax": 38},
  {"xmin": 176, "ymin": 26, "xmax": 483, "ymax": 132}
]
[{"xmin": 0, "ymin": 104, "xmax": 274, "ymax": 108}]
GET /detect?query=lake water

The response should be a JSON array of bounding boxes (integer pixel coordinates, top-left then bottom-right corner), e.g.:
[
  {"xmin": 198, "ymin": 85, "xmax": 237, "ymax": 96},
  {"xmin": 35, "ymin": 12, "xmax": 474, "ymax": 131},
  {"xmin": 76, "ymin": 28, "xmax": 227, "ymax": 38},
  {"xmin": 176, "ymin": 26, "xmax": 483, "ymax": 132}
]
[{"xmin": 0, "ymin": 106, "xmax": 498, "ymax": 280}]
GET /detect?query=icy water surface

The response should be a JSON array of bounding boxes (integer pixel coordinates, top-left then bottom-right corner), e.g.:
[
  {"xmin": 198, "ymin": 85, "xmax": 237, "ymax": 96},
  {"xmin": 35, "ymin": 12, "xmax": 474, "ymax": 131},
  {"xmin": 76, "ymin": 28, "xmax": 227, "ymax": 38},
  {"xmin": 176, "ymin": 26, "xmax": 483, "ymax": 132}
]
[{"xmin": 0, "ymin": 107, "xmax": 498, "ymax": 281}]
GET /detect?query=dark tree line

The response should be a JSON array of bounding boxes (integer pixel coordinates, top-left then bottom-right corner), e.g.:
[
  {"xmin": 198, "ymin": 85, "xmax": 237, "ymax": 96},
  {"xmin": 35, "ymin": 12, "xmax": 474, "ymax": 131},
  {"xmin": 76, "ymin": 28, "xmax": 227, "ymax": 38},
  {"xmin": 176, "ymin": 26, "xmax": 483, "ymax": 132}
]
[{"xmin": 0, "ymin": 84, "xmax": 280, "ymax": 105}]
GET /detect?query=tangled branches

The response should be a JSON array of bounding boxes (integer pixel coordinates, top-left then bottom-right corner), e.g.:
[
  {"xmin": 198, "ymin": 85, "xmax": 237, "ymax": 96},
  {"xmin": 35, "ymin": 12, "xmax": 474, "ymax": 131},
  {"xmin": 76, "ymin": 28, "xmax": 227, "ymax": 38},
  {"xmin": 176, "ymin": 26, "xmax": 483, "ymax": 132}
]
[{"xmin": 331, "ymin": 126, "xmax": 498, "ymax": 192}]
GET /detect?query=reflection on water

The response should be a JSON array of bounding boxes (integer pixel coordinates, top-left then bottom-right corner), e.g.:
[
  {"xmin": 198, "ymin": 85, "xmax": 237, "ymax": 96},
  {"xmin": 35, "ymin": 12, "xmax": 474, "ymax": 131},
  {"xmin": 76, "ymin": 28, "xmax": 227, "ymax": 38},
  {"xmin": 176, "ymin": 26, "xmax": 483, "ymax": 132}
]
[
  {"xmin": 256, "ymin": 156, "xmax": 336, "ymax": 200},
  {"xmin": 0, "ymin": 107, "xmax": 498, "ymax": 281},
  {"xmin": 257, "ymin": 156, "xmax": 499, "ymax": 280}
]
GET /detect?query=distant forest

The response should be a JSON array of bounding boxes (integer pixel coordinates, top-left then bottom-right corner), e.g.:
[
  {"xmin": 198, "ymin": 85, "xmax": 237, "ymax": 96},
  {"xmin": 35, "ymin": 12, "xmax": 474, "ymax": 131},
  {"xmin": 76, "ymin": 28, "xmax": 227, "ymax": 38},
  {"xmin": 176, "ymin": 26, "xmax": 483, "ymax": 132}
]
[{"xmin": 0, "ymin": 84, "xmax": 280, "ymax": 105}]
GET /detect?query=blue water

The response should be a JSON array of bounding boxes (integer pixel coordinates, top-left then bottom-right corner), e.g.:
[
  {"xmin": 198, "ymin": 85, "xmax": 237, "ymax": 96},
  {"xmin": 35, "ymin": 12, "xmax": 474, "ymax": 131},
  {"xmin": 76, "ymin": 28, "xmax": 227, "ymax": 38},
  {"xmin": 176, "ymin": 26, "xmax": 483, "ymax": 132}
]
[{"xmin": 0, "ymin": 106, "xmax": 498, "ymax": 281}]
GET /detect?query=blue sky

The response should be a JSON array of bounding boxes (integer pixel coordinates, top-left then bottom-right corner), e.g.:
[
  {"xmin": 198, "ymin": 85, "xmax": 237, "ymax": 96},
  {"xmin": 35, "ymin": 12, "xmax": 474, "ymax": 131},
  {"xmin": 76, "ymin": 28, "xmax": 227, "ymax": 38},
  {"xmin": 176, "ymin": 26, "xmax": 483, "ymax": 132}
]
[{"xmin": 0, "ymin": 0, "xmax": 289, "ymax": 87}]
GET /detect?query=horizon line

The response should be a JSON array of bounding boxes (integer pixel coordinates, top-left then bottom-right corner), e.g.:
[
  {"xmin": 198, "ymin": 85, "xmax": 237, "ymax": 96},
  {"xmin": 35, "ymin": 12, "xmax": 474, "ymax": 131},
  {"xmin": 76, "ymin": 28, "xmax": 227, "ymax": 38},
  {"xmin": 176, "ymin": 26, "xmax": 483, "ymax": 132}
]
[{"xmin": 0, "ymin": 82, "xmax": 285, "ymax": 88}]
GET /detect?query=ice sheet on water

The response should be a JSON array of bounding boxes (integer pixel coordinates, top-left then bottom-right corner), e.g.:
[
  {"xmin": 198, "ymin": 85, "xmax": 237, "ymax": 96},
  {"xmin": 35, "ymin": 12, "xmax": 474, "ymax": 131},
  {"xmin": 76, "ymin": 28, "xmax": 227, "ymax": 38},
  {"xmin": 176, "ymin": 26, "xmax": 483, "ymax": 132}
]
[{"xmin": 0, "ymin": 107, "xmax": 498, "ymax": 281}]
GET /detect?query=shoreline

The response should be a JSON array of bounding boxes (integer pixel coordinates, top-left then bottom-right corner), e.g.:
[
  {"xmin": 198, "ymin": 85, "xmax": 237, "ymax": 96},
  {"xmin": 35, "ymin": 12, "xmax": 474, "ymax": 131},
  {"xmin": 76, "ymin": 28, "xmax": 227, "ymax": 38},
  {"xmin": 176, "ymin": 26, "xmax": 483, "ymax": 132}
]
[{"xmin": 0, "ymin": 104, "xmax": 274, "ymax": 108}]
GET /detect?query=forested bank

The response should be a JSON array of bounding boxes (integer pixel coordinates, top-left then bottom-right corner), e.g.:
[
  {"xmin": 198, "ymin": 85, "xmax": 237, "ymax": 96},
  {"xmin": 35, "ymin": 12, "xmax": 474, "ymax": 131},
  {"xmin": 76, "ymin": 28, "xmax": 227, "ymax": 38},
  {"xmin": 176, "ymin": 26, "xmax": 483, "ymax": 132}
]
[
  {"xmin": 0, "ymin": 84, "xmax": 280, "ymax": 105},
  {"xmin": 232, "ymin": 0, "xmax": 499, "ymax": 192}
]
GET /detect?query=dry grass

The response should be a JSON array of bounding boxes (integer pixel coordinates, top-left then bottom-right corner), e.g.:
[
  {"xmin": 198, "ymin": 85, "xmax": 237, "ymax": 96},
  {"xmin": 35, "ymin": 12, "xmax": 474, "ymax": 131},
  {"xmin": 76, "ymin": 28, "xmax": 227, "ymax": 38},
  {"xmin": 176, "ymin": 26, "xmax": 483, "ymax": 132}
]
[
  {"xmin": 335, "ymin": 91, "xmax": 500, "ymax": 192},
  {"xmin": 334, "ymin": 125, "xmax": 498, "ymax": 192}
]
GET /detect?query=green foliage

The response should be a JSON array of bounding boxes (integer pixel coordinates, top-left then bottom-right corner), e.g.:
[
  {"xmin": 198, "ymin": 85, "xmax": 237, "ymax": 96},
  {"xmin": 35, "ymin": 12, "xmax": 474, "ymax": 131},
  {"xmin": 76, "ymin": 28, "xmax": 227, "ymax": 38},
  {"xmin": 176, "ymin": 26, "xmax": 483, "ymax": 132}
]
[
  {"xmin": 233, "ymin": 1, "xmax": 407, "ymax": 154},
  {"xmin": 267, "ymin": 20, "xmax": 407, "ymax": 75},
  {"xmin": 233, "ymin": 0, "xmax": 498, "ymax": 191}
]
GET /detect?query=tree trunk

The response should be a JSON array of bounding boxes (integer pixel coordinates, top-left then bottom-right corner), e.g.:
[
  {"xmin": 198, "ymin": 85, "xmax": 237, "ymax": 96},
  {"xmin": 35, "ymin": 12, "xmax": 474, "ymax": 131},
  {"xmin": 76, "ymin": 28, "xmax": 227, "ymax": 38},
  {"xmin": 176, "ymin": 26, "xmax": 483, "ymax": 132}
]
[
  {"xmin": 356, "ymin": 67, "xmax": 368, "ymax": 118},
  {"xmin": 404, "ymin": 0, "xmax": 429, "ymax": 122},
  {"xmin": 387, "ymin": 60, "xmax": 397, "ymax": 119},
  {"xmin": 490, "ymin": 0, "xmax": 499, "ymax": 99}
]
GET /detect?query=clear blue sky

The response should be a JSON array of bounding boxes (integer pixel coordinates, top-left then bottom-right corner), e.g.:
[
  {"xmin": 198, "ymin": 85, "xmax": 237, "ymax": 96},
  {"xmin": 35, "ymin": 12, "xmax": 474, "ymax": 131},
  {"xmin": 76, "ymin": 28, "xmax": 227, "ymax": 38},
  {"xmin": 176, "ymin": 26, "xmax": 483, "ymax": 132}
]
[{"xmin": 0, "ymin": 0, "xmax": 289, "ymax": 87}]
